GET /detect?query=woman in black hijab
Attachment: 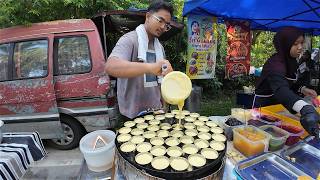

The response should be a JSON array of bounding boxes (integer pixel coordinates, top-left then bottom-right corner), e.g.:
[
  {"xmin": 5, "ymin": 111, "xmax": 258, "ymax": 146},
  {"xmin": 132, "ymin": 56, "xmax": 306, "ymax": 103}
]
[{"xmin": 254, "ymin": 26, "xmax": 319, "ymax": 138}]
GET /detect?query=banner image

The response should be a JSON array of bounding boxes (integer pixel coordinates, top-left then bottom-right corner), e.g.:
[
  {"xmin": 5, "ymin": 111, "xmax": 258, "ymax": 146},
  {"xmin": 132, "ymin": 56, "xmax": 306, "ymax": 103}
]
[
  {"xmin": 186, "ymin": 15, "xmax": 218, "ymax": 79},
  {"xmin": 225, "ymin": 20, "xmax": 251, "ymax": 79}
]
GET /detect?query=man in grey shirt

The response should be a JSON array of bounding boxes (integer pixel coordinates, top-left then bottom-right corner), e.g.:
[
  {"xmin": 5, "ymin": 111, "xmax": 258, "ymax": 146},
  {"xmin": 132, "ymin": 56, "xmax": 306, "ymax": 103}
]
[{"xmin": 105, "ymin": 1, "xmax": 174, "ymax": 119}]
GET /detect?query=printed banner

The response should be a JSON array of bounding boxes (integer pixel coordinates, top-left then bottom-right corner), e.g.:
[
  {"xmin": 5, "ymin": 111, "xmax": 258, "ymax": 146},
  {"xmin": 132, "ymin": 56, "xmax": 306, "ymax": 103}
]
[
  {"xmin": 225, "ymin": 20, "xmax": 251, "ymax": 79},
  {"xmin": 186, "ymin": 15, "xmax": 218, "ymax": 79}
]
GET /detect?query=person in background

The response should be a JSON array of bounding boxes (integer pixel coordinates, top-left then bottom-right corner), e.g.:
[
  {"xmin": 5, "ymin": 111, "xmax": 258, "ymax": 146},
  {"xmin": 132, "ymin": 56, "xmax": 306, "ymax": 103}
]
[
  {"xmin": 105, "ymin": 1, "xmax": 173, "ymax": 120},
  {"xmin": 254, "ymin": 26, "xmax": 319, "ymax": 138}
]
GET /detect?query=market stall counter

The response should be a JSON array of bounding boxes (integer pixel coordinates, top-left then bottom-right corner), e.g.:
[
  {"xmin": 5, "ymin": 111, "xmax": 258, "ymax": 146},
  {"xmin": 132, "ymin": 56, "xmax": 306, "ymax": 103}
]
[{"xmin": 78, "ymin": 112, "xmax": 319, "ymax": 180}]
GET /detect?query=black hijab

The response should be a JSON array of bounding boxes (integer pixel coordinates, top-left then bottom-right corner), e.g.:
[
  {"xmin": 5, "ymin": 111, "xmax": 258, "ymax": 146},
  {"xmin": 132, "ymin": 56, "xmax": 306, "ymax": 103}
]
[{"xmin": 256, "ymin": 26, "xmax": 304, "ymax": 87}]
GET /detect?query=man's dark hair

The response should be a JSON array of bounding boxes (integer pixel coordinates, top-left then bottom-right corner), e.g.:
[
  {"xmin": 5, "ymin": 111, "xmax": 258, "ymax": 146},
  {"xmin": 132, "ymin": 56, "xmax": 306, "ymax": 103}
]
[{"xmin": 148, "ymin": 1, "xmax": 174, "ymax": 16}]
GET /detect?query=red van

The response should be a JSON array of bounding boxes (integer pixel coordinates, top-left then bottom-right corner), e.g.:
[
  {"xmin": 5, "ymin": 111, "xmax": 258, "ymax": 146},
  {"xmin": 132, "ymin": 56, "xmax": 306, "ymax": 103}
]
[{"xmin": 0, "ymin": 10, "xmax": 183, "ymax": 149}]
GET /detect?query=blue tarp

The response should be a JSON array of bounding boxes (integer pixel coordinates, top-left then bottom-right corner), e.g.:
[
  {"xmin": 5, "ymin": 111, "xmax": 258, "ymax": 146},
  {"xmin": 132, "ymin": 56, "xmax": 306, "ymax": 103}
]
[{"xmin": 183, "ymin": 0, "xmax": 320, "ymax": 35}]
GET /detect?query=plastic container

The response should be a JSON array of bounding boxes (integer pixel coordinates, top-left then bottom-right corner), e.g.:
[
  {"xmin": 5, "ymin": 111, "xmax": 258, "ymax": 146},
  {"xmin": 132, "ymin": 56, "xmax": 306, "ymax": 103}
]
[
  {"xmin": 248, "ymin": 114, "xmax": 282, "ymax": 127},
  {"xmin": 233, "ymin": 125, "xmax": 270, "ymax": 157},
  {"xmin": 79, "ymin": 130, "xmax": 116, "ymax": 172},
  {"xmin": 259, "ymin": 125, "xmax": 289, "ymax": 151},
  {"xmin": 231, "ymin": 108, "xmax": 252, "ymax": 122},
  {"xmin": 276, "ymin": 123, "xmax": 304, "ymax": 146},
  {"xmin": 223, "ymin": 117, "xmax": 244, "ymax": 141}
]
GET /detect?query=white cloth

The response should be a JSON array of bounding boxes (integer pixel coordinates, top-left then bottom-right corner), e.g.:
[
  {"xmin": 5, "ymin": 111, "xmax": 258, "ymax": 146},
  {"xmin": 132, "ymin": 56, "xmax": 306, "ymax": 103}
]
[
  {"xmin": 136, "ymin": 24, "xmax": 165, "ymax": 86},
  {"xmin": 136, "ymin": 24, "xmax": 164, "ymax": 62}
]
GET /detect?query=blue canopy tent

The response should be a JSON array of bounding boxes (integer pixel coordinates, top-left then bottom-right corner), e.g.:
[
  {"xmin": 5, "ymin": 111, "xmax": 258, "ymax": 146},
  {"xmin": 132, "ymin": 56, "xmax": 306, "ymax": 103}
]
[{"xmin": 183, "ymin": 0, "xmax": 320, "ymax": 35}]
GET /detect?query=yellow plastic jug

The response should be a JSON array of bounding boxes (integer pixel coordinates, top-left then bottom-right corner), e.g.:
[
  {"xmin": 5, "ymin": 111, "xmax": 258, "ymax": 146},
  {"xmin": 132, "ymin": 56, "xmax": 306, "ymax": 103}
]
[{"xmin": 161, "ymin": 71, "xmax": 192, "ymax": 111}]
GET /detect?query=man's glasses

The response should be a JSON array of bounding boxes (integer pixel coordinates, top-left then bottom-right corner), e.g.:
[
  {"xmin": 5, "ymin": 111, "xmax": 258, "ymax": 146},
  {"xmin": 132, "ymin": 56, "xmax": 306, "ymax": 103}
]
[{"xmin": 152, "ymin": 14, "xmax": 172, "ymax": 31}]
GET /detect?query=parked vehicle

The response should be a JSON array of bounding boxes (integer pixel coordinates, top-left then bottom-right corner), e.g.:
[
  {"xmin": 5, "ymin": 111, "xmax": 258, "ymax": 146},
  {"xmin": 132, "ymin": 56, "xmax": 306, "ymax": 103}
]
[{"xmin": 0, "ymin": 10, "xmax": 183, "ymax": 149}]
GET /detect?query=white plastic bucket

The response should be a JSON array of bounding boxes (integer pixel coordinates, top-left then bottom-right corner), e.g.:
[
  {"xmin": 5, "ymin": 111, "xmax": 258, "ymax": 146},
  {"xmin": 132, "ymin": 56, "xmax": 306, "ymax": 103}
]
[{"xmin": 79, "ymin": 130, "xmax": 116, "ymax": 172}]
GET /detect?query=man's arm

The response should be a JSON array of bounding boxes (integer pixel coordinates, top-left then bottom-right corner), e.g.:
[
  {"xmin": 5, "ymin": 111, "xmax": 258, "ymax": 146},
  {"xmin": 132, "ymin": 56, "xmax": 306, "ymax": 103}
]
[{"xmin": 105, "ymin": 57, "xmax": 172, "ymax": 78}]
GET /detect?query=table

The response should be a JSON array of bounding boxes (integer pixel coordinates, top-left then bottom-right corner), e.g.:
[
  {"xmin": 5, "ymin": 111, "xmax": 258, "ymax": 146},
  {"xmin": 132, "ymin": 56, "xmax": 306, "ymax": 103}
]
[{"xmin": 0, "ymin": 132, "xmax": 46, "ymax": 180}]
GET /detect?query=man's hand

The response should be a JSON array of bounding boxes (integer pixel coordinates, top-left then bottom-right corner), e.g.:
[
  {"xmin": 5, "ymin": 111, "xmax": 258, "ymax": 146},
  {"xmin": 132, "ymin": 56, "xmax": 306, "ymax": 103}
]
[
  {"xmin": 300, "ymin": 105, "xmax": 320, "ymax": 139},
  {"xmin": 148, "ymin": 59, "xmax": 173, "ymax": 76},
  {"xmin": 301, "ymin": 87, "xmax": 317, "ymax": 98}
]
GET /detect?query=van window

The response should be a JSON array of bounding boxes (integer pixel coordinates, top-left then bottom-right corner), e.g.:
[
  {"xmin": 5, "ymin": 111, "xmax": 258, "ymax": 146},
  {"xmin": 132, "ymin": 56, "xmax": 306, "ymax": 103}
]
[
  {"xmin": 13, "ymin": 40, "xmax": 48, "ymax": 79},
  {"xmin": 56, "ymin": 36, "xmax": 91, "ymax": 75},
  {"xmin": 0, "ymin": 44, "xmax": 9, "ymax": 81}
]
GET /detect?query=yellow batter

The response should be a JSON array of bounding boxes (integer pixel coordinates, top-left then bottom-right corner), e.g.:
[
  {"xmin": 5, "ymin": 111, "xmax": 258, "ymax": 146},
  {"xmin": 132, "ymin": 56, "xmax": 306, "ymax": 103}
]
[
  {"xmin": 194, "ymin": 139, "xmax": 209, "ymax": 149},
  {"xmin": 130, "ymin": 136, "xmax": 145, "ymax": 144},
  {"xmin": 212, "ymin": 134, "xmax": 226, "ymax": 142},
  {"xmin": 180, "ymin": 136, "xmax": 194, "ymax": 144},
  {"xmin": 124, "ymin": 121, "xmax": 136, "ymax": 128},
  {"xmin": 165, "ymin": 137, "xmax": 180, "ymax": 146},
  {"xmin": 117, "ymin": 134, "xmax": 131, "ymax": 143},
  {"xmin": 190, "ymin": 113, "xmax": 200, "ymax": 118},
  {"xmin": 149, "ymin": 119, "xmax": 160, "ymax": 125},
  {"xmin": 134, "ymin": 117, "xmax": 145, "ymax": 124},
  {"xmin": 118, "ymin": 127, "xmax": 131, "ymax": 134},
  {"xmin": 157, "ymin": 130, "xmax": 169, "ymax": 138},
  {"xmin": 171, "ymin": 130, "xmax": 184, "ymax": 138},
  {"xmin": 136, "ymin": 142, "xmax": 152, "ymax": 153},
  {"xmin": 143, "ymin": 131, "xmax": 156, "ymax": 139},
  {"xmin": 194, "ymin": 120, "xmax": 205, "ymax": 126},
  {"xmin": 135, "ymin": 152, "xmax": 153, "ymax": 165},
  {"xmin": 211, "ymin": 127, "xmax": 224, "ymax": 134},
  {"xmin": 198, "ymin": 132, "xmax": 211, "ymax": 140},
  {"xmin": 165, "ymin": 113, "xmax": 174, "ymax": 118},
  {"xmin": 170, "ymin": 157, "xmax": 189, "ymax": 171},
  {"xmin": 144, "ymin": 115, "xmax": 154, "ymax": 121},
  {"xmin": 198, "ymin": 116, "xmax": 209, "ymax": 121},
  {"xmin": 120, "ymin": 142, "xmax": 136, "ymax": 153},
  {"xmin": 137, "ymin": 122, "xmax": 148, "ymax": 129},
  {"xmin": 206, "ymin": 121, "xmax": 218, "ymax": 127},
  {"xmin": 185, "ymin": 129, "xmax": 198, "ymax": 137},
  {"xmin": 151, "ymin": 156, "xmax": 170, "ymax": 170},
  {"xmin": 201, "ymin": 148, "xmax": 218, "ymax": 160},
  {"xmin": 184, "ymin": 116, "xmax": 195, "ymax": 122},
  {"xmin": 150, "ymin": 137, "xmax": 164, "ymax": 146},
  {"xmin": 147, "ymin": 125, "xmax": 160, "ymax": 132},
  {"xmin": 210, "ymin": 141, "xmax": 225, "ymax": 151},
  {"xmin": 184, "ymin": 123, "xmax": 195, "ymax": 129},
  {"xmin": 197, "ymin": 126, "xmax": 210, "ymax": 133},
  {"xmin": 183, "ymin": 144, "xmax": 198, "ymax": 155},
  {"xmin": 188, "ymin": 154, "xmax": 206, "ymax": 167},
  {"xmin": 150, "ymin": 146, "xmax": 166, "ymax": 156},
  {"xmin": 160, "ymin": 123, "xmax": 171, "ymax": 130},
  {"xmin": 167, "ymin": 146, "xmax": 183, "ymax": 157},
  {"xmin": 131, "ymin": 128, "xmax": 143, "ymax": 136}
]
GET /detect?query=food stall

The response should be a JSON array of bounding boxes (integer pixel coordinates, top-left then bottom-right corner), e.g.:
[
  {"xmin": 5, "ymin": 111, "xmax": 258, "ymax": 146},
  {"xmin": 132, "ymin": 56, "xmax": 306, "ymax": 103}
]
[
  {"xmin": 77, "ymin": 1, "xmax": 320, "ymax": 179},
  {"xmin": 76, "ymin": 69, "xmax": 319, "ymax": 180}
]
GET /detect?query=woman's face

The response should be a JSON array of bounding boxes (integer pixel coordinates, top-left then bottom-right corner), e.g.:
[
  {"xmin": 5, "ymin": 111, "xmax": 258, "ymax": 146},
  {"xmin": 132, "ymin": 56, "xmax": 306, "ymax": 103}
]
[{"xmin": 290, "ymin": 36, "xmax": 304, "ymax": 58}]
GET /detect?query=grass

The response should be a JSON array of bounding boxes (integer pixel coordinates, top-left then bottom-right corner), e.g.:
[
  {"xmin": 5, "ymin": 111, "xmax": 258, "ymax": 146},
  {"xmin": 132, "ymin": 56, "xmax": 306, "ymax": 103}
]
[{"xmin": 199, "ymin": 90, "xmax": 239, "ymax": 116}]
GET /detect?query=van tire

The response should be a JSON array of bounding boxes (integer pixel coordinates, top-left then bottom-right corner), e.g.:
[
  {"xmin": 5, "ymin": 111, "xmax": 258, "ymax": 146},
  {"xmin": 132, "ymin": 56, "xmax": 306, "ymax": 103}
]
[{"xmin": 48, "ymin": 116, "xmax": 86, "ymax": 150}]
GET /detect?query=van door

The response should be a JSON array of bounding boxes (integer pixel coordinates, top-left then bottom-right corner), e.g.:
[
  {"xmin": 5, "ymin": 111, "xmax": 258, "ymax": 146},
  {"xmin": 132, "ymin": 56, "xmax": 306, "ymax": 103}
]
[{"xmin": 0, "ymin": 37, "xmax": 63, "ymax": 139}]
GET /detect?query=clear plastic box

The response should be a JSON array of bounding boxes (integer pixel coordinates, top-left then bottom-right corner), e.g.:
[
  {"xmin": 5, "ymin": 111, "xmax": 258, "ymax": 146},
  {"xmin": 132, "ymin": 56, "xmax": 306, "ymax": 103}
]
[
  {"xmin": 223, "ymin": 117, "xmax": 244, "ymax": 141},
  {"xmin": 233, "ymin": 125, "xmax": 270, "ymax": 157},
  {"xmin": 276, "ymin": 123, "xmax": 304, "ymax": 146},
  {"xmin": 259, "ymin": 125, "xmax": 289, "ymax": 151}
]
